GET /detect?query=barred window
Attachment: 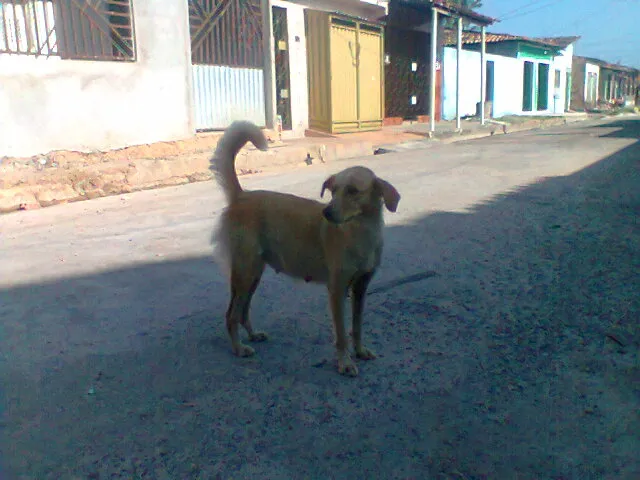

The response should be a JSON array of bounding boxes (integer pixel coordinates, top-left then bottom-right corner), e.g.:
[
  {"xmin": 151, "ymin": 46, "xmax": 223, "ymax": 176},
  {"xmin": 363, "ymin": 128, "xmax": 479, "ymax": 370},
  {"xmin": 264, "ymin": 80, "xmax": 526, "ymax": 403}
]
[
  {"xmin": 0, "ymin": 0, "xmax": 135, "ymax": 61},
  {"xmin": 189, "ymin": 0, "xmax": 263, "ymax": 67},
  {"xmin": 0, "ymin": 1, "xmax": 57, "ymax": 55}
]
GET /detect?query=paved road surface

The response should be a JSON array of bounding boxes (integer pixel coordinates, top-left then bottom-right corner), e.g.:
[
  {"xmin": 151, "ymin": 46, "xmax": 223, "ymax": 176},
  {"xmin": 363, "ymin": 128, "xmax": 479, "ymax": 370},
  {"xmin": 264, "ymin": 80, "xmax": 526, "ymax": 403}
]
[{"xmin": 1, "ymin": 117, "xmax": 639, "ymax": 478}]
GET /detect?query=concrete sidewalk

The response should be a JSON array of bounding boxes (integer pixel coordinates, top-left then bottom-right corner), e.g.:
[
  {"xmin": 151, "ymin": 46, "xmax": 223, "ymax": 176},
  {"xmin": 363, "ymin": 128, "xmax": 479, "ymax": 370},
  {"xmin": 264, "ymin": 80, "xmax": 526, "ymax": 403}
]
[{"xmin": 0, "ymin": 112, "xmax": 592, "ymax": 213}]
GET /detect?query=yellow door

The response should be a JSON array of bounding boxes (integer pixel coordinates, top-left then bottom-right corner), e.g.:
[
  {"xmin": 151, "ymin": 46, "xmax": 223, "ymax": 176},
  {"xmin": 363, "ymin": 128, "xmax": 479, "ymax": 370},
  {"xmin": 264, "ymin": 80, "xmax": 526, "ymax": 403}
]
[
  {"xmin": 357, "ymin": 28, "xmax": 382, "ymax": 122},
  {"xmin": 330, "ymin": 23, "xmax": 358, "ymax": 124}
]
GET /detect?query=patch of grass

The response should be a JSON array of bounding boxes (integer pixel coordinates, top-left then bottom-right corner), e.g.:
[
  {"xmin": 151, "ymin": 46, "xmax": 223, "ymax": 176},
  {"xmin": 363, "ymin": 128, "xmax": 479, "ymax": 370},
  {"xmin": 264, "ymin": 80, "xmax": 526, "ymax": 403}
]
[
  {"xmin": 597, "ymin": 105, "xmax": 639, "ymax": 116},
  {"xmin": 615, "ymin": 105, "xmax": 638, "ymax": 114}
]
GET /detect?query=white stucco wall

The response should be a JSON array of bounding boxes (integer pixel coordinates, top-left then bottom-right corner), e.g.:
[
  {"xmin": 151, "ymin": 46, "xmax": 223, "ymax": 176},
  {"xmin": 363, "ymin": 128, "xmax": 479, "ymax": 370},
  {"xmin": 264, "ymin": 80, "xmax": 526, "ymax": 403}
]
[
  {"xmin": 549, "ymin": 44, "xmax": 574, "ymax": 114},
  {"xmin": 491, "ymin": 55, "xmax": 526, "ymax": 117},
  {"xmin": 0, "ymin": 0, "xmax": 193, "ymax": 158},
  {"xmin": 443, "ymin": 47, "xmax": 523, "ymax": 119},
  {"xmin": 443, "ymin": 44, "xmax": 575, "ymax": 120},
  {"xmin": 272, "ymin": 1, "xmax": 310, "ymax": 138},
  {"xmin": 585, "ymin": 62, "xmax": 600, "ymax": 102}
]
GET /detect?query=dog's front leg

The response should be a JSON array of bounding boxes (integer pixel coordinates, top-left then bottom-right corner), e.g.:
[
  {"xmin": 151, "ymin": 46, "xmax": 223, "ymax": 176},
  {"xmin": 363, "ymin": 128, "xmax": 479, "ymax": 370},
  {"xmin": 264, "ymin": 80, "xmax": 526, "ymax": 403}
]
[
  {"xmin": 351, "ymin": 272, "xmax": 377, "ymax": 360},
  {"xmin": 328, "ymin": 278, "xmax": 358, "ymax": 377}
]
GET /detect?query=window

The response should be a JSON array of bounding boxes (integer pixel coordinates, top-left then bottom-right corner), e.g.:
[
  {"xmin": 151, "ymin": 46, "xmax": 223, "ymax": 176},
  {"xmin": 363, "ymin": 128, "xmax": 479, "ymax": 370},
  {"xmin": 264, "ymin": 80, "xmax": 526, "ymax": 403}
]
[
  {"xmin": 586, "ymin": 72, "xmax": 597, "ymax": 103},
  {"xmin": 0, "ymin": 1, "xmax": 57, "ymax": 55},
  {"xmin": 554, "ymin": 69, "xmax": 561, "ymax": 89},
  {"xmin": 189, "ymin": 0, "xmax": 263, "ymax": 67},
  {"xmin": 0, "ymin": 0, "xmax": 135, "ymax": 61}
]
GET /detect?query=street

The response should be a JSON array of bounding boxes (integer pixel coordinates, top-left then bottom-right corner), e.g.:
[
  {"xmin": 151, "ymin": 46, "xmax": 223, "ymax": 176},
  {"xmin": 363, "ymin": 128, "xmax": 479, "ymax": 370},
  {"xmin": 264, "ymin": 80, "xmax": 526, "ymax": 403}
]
[{"xmin": 1, "ymin": 117, "xmax": 639, "ymax": 478}]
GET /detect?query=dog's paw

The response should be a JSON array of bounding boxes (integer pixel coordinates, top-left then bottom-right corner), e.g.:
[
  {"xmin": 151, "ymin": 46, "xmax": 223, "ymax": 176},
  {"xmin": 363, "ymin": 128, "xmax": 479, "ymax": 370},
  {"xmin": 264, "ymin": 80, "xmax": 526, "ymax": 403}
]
[
  {"xmin": 249, "ymin": 332, "xmax": 269, "ymax": 342},
  {"xmin": 338, "ymin": 353, "xmax": 359, "ymax": 377},
  {"xmin": 355, "ymin": 346, "xmax": 377, "ymax": 360},
  {"xmin": 233, "ymin": 343, "xmax": 256, "ymax": 357}
]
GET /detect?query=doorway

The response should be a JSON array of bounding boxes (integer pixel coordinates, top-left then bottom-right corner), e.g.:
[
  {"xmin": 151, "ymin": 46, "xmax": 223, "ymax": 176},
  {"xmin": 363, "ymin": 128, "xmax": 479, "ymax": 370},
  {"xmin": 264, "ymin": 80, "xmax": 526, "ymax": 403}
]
[
  {"xmin": 384, "ymin": 27, "xmax": 430, "ymax": 121},
  {"xmin": 272, "ymin": 6, "xmax": 292, "ymax": 130},
  {"xmin": 537, "ymin": 63, "xmax": 549, "ymax": 110},
  {"xmin": 486, "ymin": 60, "xmax": 495, "ymax": 116},
  {"xmin": 523, "ymin": 61, "xmax": 534, "ymax": 111},
  {"xmin": 565, "ymin": 71, "xmax": 571, "ymax": 110},
  {"xmin": 188, "ymin": 0, "xmax": 266, "ymax": 130}
]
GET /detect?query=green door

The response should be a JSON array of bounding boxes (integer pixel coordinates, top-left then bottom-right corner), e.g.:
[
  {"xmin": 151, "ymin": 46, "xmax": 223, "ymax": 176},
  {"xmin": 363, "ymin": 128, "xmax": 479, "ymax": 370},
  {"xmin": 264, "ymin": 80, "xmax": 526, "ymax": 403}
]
[
  {"xmin": 537, "ymin": 63, "xmax": 549, "ymax": 110},
  {"xmin": 523, "ymin": 61, "xmax": 534, "ymax": 111}
]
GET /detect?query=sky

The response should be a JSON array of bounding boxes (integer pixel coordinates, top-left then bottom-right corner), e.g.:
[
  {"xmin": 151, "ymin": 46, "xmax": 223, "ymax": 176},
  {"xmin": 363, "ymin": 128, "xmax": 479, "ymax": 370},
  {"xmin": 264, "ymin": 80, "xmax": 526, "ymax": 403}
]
[{"xmin": 477, "ymin": 0, "xmax": 640, "ymax": 68}]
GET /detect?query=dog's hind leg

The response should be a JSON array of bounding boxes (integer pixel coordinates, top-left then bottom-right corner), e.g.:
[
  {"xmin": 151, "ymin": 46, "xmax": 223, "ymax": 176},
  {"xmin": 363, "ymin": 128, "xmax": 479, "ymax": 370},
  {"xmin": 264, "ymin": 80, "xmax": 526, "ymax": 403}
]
[
  {"xmin": 351, "ymin": 272, "xmax": 377, "ymax": 360},
  {"xmin": 226, "ymin": 258, "xmax": 266, "ymax": 357}
]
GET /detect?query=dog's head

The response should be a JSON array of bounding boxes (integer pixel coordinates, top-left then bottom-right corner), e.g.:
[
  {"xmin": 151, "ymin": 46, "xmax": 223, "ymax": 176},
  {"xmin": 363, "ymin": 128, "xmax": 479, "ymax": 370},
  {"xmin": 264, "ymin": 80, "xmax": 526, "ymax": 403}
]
[{"xmin": 320, "ymin": 166, "xmax": 400, "ymax": 224}]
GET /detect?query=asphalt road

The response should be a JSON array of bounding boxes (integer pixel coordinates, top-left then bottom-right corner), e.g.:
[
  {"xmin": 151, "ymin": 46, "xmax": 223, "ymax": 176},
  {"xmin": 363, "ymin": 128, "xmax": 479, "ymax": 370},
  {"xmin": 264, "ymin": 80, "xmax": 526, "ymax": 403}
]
[{"xmin": 1, "ymin": 117, "xmax": 639, "ymax": 479}]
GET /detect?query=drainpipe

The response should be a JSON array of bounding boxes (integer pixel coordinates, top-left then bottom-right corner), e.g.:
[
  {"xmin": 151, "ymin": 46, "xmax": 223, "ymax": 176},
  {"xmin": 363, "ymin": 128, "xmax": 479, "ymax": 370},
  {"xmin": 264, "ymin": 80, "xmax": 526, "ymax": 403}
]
[
  {"xmin": 480, "ymin": 25, "xmax": 486, "ymax": 125},
  {"xmin": 429, "ymin": 9, "xmax": 438, "ymax": 133},
  {"xmin": 262, "ymin": 0, "xmax": 277, "ymax": 129},
  {"xmin": 455, "ymin": 16, "xmax": 462, "ymax": 131}
]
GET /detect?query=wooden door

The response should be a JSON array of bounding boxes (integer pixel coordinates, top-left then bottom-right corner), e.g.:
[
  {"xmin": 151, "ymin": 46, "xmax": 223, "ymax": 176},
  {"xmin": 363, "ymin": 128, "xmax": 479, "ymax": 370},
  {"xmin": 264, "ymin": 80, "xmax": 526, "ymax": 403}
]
[
  {"xmin": 357, "ymin": 25, "xmax": 383, "ymax": 122},
  {"xmin": 330, "ymin": 20, "xmax": 359, "ymax": 125}
]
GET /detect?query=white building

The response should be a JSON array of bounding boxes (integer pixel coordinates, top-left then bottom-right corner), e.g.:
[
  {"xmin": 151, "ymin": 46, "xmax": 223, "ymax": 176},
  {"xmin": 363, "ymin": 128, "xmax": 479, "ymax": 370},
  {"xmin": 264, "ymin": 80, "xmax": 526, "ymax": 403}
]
[
  {"xmin": 442, "ymin": 32, "xmax": 579, "ymax": 120},
  {"xmin": 0, "ymin": 0, "xmax": 385, "ymax": 158},
  {"xmin": 0, "ymin": 0, "xmax": 193, "ymax": 158}
]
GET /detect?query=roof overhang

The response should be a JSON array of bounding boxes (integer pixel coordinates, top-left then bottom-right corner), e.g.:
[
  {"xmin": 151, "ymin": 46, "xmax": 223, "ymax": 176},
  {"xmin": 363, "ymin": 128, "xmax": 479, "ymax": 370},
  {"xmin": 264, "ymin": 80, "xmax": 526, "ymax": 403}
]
[
  {"xmin": 401, "ymin": 0, "xmax": 496, "ymax": 26},
  {"xmin": 575, "ymin": 56, "xmax": 640, "ymax": 74},
  {"xmin": 280, "ymin": 0, "xmax": 386, "ymax": 23},
  {"xmin": 442, "ymin": 30, "xmax": 574, "ymax": 53}
]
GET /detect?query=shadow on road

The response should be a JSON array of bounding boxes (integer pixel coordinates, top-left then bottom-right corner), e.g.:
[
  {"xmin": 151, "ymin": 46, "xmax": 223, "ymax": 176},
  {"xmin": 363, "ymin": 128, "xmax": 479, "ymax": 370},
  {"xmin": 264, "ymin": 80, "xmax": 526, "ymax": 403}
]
[{"xmin": 1, "ymin": 120, "xmax": 639, "ymax": 479}]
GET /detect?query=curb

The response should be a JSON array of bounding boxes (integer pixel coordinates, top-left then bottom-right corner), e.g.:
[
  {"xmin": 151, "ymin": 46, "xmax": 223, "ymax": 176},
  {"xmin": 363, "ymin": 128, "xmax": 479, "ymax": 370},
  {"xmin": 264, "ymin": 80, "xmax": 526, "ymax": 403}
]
[
  {"xmin": 437, "ymin": 117, "xmax": 573, "ymax": 144},
  {"xmin": 0, "ymin": 140, "xmax": 374, "ymax": 214},
  {"xmin": 0, "ymin": 115, "xmax": 593, "ymax": 214}
]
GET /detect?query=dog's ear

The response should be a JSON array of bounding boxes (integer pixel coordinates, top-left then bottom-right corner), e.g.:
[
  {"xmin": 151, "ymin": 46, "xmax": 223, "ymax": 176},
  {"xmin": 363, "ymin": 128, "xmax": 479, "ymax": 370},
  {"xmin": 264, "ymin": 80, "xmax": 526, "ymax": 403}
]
[
  {"xmin": 321, "ymin": 175, "xmax": 335, "ymax": 198},
  {"xmin": 375, "ymin": 178, "xmax": 400, "ymax": 212}
]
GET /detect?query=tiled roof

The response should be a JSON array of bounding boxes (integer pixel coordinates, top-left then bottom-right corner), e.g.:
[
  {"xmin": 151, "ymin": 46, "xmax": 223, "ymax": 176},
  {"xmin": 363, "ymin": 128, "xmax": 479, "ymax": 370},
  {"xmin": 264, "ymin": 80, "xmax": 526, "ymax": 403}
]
[
  {"xmin": 443, "ymin": 30, "xmax": 579, "ymax": 50},
  {"xmin": 535, "ymin": 36, "xmax": 581, "ymax": 48},
  {"xmin": 575, "ymin": 56, "xmax": 640, "ymax": 73}
]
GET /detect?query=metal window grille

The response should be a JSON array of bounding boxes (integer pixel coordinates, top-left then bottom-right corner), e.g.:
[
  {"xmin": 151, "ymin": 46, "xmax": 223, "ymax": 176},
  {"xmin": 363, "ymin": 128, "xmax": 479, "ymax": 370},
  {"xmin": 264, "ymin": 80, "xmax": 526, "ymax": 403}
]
[
  {"xmin": 0, "ymin": 0, "xmax": 135, "ymax": 61},
  {"xmin": 189, "ymin": 0, "xmax": 263, "ymax": 67},
  {"xmin": 0, "ymin": 0, "xmax": 57, "ymax": 55}
]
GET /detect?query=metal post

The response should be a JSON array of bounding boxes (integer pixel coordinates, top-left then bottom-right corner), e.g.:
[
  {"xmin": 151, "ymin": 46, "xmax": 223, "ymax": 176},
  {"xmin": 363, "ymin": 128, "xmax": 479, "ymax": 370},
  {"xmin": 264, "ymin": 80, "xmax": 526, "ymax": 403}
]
[
  {"xmin": 262, "ymin": 0, "xmax": 277, "ymax": 129},
  {"xmin": 429, "ymin": 9, "xmax": 438, "ymax": 133},
  {"xmin": 456, "ymin": 16, "xmax": 462, "ymax": 131},
  {"xmin": 183, "ymin": 0, "xmax": 196, "ymax": 133},
  {"xmin": 480, "ymin": 25, "xmax": 486, "ymax": 125}
]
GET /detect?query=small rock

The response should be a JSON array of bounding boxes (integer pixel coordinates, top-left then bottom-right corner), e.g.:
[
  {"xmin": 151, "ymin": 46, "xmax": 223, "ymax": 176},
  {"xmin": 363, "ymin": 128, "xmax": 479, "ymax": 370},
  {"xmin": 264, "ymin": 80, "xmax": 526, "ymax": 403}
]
[
  {"xmin": 374, "ymin": 148, "xmax": 393, "ymax": 155},
  {"xmin": 19, "ymin": 202, "xmax": 41, "ymax": 211}
]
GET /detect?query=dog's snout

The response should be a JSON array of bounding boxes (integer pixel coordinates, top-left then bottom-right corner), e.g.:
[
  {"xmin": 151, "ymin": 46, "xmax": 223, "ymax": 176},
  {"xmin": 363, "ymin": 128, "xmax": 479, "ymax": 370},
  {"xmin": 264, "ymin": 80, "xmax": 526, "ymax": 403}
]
[{"xmin": 323, "ymin": 206, "xmax": 337, "ymax": 223}]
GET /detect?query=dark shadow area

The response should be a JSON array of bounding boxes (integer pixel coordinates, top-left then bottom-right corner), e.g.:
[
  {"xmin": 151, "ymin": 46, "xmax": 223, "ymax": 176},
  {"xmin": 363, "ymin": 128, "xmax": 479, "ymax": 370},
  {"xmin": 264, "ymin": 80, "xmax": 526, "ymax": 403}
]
[
  {"xmin": 1, "ymin": 120, "xmax": 639, "ymax": 479},
  {"xmin": 587, "ymin": 118, "xmax": 640, "ymax": 139}
]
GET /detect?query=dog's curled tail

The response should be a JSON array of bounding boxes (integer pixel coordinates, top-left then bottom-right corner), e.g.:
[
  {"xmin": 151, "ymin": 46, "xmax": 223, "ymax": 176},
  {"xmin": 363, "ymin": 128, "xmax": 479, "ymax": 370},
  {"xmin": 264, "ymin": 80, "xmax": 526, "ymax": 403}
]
[{"xmin": 210, "ymin": 120, "xmax": 269, "ymax": 203}]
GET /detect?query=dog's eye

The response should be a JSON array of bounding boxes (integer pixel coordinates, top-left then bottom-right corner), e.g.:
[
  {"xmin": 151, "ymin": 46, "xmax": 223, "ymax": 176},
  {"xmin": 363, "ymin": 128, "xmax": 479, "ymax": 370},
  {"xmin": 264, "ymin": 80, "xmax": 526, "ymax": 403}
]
[{"xmin": 346, "ymin": 186, "xmax": 359, "ymax": 195}]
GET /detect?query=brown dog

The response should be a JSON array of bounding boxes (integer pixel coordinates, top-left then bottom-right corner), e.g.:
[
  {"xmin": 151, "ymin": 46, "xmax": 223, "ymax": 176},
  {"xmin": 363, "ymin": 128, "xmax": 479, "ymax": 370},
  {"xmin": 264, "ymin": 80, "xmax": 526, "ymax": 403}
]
[{"xmin": 211, "ymin": 121, "xmax": 400, "ymax": 376}]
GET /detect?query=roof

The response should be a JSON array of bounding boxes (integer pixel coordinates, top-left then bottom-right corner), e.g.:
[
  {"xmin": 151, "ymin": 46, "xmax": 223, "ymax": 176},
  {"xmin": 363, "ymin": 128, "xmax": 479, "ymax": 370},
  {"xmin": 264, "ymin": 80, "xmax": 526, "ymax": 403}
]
[
  {"xmin": 443, "ymin": 30, "xmax": 578, "ymax": 50},
  {"xmin": 574, "ymin": 55, "xmax": 640, "ymax": 73},
  {"xmin": 400, "ymin": 0, "xmax": 496, "ymax": 26},
  {"xmin": 535, "ymin": 36, "xmax": 581, "ymax": 48}
]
